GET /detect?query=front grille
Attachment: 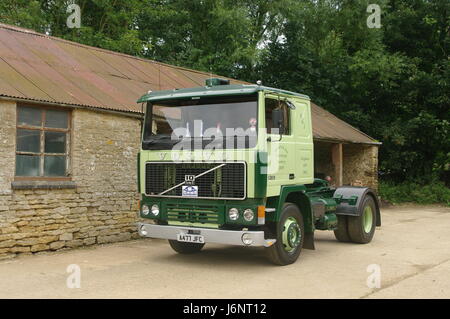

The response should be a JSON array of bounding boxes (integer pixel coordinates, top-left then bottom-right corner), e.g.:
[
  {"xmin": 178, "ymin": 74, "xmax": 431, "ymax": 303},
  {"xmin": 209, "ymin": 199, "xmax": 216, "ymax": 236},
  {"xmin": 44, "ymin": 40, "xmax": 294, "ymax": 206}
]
[
  {"xmin": 145, "ymin": 162, "xmax": 246, "ymax": 199},
  {"xmin": 166, "ymin": 203, "xmax": 220, "ymax": 224}
]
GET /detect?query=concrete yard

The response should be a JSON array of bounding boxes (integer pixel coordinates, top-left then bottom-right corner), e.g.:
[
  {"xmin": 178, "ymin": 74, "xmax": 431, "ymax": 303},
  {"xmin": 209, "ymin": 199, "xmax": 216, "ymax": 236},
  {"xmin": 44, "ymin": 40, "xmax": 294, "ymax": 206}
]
[{"xmin": 0, "ymin": 205, "xmax": 449, "ymax": 299}]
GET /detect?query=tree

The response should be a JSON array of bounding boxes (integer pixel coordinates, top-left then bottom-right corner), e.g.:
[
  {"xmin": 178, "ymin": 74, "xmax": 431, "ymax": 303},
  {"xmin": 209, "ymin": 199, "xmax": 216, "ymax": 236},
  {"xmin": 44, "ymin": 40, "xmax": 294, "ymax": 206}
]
[
  {"xmin": 0, "ymin": 0, "xmax": 448, "ymax": 184},
  {"xmin": 257, "ymin": 0, "xmax": 449, "ymax": 183}
]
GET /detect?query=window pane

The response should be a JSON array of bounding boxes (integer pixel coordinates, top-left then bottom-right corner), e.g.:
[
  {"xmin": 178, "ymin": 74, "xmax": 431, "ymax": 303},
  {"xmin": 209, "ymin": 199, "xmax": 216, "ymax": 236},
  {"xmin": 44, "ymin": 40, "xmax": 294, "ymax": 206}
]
[
  {"xmin": 17, "ymin": 129, "xmax": 40, "ymax": 153},
  {"xmin": 18, "ymin": 107, "xmax": 42, "ymax": 127},
  {"xmin": 16, "ymin": 155, "xmax": 40, "ymax": 176},
  {"xmin": 45, "ymin": 109, "xmax": 68, "ymax": 128},
  {"xmin": 44, "ymin": 155, "xmax": 66, "ymax": 176},
  {"xmin": 44, "ymin": 132, "xmax": 66, "ymax": 153},
  {"xmin": 265, "ymin": 99, "xmax": 290, "ymax": 135}
]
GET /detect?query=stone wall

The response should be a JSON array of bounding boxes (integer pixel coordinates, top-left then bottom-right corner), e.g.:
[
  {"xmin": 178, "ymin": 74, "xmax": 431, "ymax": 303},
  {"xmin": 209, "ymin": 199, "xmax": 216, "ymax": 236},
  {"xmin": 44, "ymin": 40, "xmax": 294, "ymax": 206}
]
[
  {"xmin": 343, "ymin": 144, "xmax": 379, "ymax": 190},
  {"xmin": 0, "ymin": 102, "xmax": 141, "ymax": 260},
  {"xmin": 0, "ymin": 101, "xmax": 15, "ymax": 195}
]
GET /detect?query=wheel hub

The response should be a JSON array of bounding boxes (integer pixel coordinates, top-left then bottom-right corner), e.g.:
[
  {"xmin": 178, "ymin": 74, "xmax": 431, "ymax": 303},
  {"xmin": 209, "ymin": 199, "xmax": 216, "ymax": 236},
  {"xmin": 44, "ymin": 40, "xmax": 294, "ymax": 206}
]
[
  {"xmin": 282, "ymin": 217, "xmax": 301, "ymax": 252},
  {"xmin": 363, "ymin": 205, "xmax": 373, "ymax": 233}
]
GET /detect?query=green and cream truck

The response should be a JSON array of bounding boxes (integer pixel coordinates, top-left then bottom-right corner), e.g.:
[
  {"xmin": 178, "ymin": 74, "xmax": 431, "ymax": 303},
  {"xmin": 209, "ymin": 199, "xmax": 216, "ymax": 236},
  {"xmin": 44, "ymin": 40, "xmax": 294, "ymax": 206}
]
[{"xmin": 136, "ymin": 79, "xmax": 381, "ymax": 265}]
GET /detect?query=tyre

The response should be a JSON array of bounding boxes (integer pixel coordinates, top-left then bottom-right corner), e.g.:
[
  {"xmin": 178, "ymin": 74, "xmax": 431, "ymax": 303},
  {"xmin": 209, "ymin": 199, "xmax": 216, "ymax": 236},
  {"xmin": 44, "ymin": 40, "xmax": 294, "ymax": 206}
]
[
  {"xmin": 334, "ymin": 215, "xmax": 351, "ymax": 242},
  {"xmin": 266, "ymin": 203, "xmax": 305, "ymax": 266},
  {"xmin": 347, "ymin": 195, "xmax": 377, "ymax": 244},
  {"xmin": 168, "ymin": 240, "xmax": 205, "ymax": 254}
]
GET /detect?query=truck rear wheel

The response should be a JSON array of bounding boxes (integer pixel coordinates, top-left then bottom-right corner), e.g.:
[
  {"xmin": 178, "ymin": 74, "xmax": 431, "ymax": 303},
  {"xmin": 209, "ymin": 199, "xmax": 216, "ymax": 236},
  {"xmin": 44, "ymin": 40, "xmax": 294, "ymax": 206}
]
[
  {"xmin": 266, "ymin": 203, "xmax": 304, "ymax": 266},
  {"xmin": 168, "ymin": 240, "xmax": 205, "ymax": 254},
  {"xmin": 334, "ymin": 215, "xmax": 351, "ymax": 242},
  {"xmin": 347, "ymin": 195, "xmax": 377, "ymax": 244}
]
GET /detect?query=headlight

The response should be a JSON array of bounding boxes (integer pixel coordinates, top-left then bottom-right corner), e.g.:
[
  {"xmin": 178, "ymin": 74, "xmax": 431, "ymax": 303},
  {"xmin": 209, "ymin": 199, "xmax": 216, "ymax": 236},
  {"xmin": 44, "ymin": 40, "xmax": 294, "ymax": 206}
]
[
  {"xmin": 151, "ymin": 204, "xmax": 160, "ymax": 216},
  {"xmin": 243, "ymin": 209, "xmax": 255, "ymax": 222},
  {"xmin": 228, "ymin": 208, "xmax": 239, "ymax": 221},
  {"xmin": 141, "ymin": 204, "xmax": 150, "ymax": 216}
]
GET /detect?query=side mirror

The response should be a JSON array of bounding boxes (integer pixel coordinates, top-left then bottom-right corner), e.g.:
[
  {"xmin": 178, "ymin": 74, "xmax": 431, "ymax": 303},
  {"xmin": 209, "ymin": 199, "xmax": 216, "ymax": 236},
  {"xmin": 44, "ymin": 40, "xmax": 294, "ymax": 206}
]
[{"xmin": 271, "ymin": 108, "xmax": 285, "ymax": 134}]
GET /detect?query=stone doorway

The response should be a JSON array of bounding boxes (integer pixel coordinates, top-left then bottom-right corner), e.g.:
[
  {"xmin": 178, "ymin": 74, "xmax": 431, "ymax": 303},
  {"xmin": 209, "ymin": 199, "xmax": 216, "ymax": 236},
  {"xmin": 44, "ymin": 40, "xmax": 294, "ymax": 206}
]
[{"xmin": 313, "ymin": 141, "xmax": 378, "ymax": 190}]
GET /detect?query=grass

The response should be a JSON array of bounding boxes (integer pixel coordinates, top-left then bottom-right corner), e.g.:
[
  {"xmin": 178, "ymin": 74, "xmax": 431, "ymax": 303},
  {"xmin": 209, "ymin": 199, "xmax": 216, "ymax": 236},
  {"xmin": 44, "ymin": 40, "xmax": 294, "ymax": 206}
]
[{"xmin": 379, "ymin": 180, "xmax": 450, "ymax": 206}]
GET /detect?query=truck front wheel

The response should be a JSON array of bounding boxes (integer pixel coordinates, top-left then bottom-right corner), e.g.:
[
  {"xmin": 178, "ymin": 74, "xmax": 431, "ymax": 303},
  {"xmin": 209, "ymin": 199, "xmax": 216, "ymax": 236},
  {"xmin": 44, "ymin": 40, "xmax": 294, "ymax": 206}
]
[
  {"xmin": 266, "ymin": 203, "xmax": 305, "ymax": 266},
  {"xmin": 168, "ymin": 240, "xmax": 205, "ymax": 254}
]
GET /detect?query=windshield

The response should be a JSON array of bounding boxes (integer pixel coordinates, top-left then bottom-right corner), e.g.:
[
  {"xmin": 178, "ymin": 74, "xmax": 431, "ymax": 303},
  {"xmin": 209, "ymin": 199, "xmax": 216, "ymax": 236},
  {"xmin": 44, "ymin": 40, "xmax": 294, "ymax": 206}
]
[{"xmin": 142, "ymin": 95, "xmax": 258, "ymax": 150}]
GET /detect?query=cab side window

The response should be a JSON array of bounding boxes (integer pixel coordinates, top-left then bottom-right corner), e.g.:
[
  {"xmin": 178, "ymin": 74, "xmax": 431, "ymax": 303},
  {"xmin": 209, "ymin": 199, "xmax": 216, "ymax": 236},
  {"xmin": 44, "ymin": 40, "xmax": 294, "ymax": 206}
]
[{"xmin": 265, "ymin": 98, "xmax": 290, "ymax": 135}]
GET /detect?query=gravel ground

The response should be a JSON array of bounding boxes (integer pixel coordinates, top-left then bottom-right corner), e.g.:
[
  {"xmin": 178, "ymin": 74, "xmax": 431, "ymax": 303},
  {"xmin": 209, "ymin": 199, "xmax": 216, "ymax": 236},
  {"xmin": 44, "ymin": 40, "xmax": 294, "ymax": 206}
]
[{"xmin": 0, "ymin": 204, "xmax": 449, "ymax": 299}]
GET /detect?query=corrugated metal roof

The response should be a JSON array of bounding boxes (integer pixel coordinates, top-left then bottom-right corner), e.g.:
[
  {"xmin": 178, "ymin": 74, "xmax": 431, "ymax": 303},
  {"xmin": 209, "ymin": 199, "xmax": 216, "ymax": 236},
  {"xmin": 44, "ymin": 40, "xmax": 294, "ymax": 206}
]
[
  {"xmin": 311, "ymin": 103, "xmax": 379, "ymax": 145},
  {"xmin": 0, "ymin": 23, "xmax": 245, "ymax": 113},
  {"xmin": 0, "ymin": 23, "xmax": 379, "ymax": 145}
]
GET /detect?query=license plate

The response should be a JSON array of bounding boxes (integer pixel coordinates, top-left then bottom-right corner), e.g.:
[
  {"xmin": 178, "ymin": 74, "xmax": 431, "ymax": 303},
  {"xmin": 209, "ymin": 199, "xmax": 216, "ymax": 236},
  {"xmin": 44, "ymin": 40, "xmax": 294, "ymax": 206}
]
[{"xmin": 177, "ymin": 233, "xmax": 205, "ymax": 244}]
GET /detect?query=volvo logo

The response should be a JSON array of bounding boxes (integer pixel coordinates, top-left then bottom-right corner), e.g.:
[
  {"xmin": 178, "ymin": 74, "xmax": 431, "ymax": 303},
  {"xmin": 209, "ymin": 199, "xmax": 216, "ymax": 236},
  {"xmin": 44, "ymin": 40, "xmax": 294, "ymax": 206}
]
[{"xmin": 185, "ymin": 175, "xmax": 195, "ymax": 185}]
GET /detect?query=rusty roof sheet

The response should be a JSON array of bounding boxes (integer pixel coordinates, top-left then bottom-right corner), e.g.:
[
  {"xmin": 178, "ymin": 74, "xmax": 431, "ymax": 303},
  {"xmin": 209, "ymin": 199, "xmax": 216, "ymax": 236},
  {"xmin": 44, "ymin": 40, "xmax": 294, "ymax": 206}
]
[
  {"xmin": 0, "ymin": 23, "xmax": 379, "ymax": 145},
  {"xmin": 311, "ymin": 103, "xmax": 380, "ymax": 145},
  {"xmin": 0, "ymin": 23, "xmax": 245, "ymax": 113}
]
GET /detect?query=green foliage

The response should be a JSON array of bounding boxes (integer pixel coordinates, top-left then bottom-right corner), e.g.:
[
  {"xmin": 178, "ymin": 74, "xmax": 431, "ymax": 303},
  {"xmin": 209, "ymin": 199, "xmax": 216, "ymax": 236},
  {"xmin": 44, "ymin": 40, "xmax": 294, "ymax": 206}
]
[
  {"xmin": 257, "ymin": 0, "xmax": 449, "ymax": 184},
  {"xmin": 0, "ymin": 0, "xmax": 46, "ymax": 29},
  {"xmin": 136, "ymin": 0, "xmax": 285, "ymax": 78},
  {"xmin": 0, "ymin": 0, "xmax": 448, "ymax": 185},
  {"xmin": 0, "ymin": 0, "xmax": 146, "ymax": 56},
  {"xmin": 379, "ymin": 181, "xmax": 450, "ymax": 206}
]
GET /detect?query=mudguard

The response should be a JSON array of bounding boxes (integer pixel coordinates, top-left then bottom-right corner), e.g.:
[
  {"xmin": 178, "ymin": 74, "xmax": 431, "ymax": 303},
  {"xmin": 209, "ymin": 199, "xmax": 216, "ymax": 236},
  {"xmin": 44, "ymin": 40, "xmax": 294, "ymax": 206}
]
[
  {"xmin": 266, "ymin": 185, "xmax": 316, "ymax": 250},
  {"xmin": 333, "ymin": 186, "xmax": 381, "ymax": 226}
]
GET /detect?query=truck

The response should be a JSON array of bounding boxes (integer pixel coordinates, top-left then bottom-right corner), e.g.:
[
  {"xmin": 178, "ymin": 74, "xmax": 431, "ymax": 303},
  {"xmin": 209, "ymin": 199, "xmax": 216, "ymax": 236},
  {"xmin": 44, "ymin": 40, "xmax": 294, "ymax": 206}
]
[{"xmin": 136, "ymin": 78, "xmax": 381, "ymax": 265}]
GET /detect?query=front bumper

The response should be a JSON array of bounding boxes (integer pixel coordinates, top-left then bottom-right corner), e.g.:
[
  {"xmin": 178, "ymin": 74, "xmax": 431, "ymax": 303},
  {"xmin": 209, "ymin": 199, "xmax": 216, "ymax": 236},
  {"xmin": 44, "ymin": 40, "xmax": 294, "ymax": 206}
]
[{"xmin": 137, "ymin": 223, "xmax": 276, "ymax": 247}]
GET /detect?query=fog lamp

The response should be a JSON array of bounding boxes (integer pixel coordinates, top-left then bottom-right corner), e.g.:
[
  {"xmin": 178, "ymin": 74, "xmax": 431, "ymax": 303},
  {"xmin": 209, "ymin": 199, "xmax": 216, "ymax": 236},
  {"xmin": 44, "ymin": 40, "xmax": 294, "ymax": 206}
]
[
  {"xmin": 241, "ymin": 233, "xmax": 253, "ymax": 246},
  {"xmin": 140, "ymin": 225, "xmax": 148, "ymax": 236}
]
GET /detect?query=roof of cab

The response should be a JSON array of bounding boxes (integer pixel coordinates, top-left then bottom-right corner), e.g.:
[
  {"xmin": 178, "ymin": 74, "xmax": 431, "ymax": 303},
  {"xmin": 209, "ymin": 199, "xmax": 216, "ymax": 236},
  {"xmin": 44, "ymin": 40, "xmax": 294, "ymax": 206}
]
[{"xmin": 137, "ymin": 84, "xmax": 310, "ymax": 103}]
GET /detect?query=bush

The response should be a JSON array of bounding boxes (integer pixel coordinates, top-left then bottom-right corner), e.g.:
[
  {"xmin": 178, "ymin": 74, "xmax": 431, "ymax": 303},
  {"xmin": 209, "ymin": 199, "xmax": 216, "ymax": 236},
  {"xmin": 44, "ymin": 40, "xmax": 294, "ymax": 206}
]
[{"xmin": 379, "ymin": 180, "xmax": 450, "ymax": 206}]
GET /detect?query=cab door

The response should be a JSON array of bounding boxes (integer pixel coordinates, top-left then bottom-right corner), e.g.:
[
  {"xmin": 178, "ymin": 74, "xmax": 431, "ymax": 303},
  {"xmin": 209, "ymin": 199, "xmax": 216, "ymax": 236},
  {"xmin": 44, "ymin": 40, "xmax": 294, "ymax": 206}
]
[
  {"xmin": 291, "ymin": 97, "xmax": 314, "ymax": 185},
  {"xmin": 264, "ymin": 94, "xmax": 296, "ymax": 196}
]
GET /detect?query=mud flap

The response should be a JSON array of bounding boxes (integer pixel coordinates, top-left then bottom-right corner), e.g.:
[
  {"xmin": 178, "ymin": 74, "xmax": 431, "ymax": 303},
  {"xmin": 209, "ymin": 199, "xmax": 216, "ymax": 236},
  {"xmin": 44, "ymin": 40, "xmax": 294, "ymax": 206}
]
[{"xmin": 303, "ymin": 232, "xmax": 315, "ymax": 250}]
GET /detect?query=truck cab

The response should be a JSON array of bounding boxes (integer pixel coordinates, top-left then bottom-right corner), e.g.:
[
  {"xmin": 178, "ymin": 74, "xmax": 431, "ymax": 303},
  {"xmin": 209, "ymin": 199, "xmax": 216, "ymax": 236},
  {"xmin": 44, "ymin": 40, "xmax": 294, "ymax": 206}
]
[{"xmin": 136, "ymin": 79, "xmax": 380, "ymax": 265}]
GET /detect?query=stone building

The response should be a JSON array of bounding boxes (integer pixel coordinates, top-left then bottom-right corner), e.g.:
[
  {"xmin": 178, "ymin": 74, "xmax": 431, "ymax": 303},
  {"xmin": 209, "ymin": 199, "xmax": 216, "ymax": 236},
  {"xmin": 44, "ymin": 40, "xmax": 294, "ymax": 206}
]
[
  {"xmin": 311, "ymin": 104, "xmax": 380, "ymax": 189},
  {"xmin": 0, "ymin": 24, "xmax": 379, "ymax": 259}
]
